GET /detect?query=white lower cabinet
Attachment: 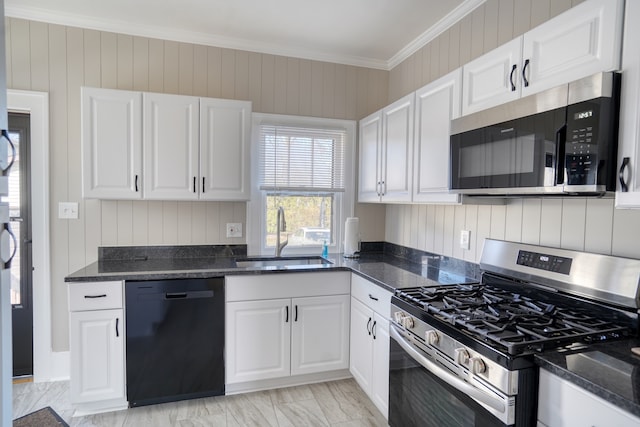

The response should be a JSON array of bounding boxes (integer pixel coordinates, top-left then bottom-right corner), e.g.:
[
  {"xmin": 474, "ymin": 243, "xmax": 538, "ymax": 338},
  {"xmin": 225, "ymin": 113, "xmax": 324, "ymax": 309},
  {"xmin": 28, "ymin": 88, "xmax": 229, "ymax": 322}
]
[
  {"xmin": 349, "ymin": 274, "xmax": 392, "ymax": 419},
  {"xmin": 537, "ymin": 369, "xmax": 640, "ymax": 427},
  {"xmin": 225, "ymin": 272, "xmax": 351, "ymax": 387},
  {"xmin": 68, "ymin": 281, "xmax": 126, "ymax": 415}
]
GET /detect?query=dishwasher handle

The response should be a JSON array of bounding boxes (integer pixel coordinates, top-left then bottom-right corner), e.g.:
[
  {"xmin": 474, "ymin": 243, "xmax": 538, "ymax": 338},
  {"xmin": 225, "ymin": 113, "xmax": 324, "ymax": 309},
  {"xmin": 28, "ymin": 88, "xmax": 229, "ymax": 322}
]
[{"xmin": 164, "ymin": 290, "xmax": 215, "ymax": 300}]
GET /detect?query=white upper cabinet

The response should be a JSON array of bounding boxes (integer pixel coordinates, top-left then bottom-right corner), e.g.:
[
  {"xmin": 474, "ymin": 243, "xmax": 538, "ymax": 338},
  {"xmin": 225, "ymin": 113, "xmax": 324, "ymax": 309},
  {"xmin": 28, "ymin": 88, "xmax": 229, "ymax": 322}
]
[
  {"xmin": 617, "ymin": 0, "xmax": 640, "ymax": 208},
  {"xmin": 521, "ymin": 0, "xmax": 624, "ymax": 98},
  {"xmin": 462, "ymin": 38, "xmax": 523, "ymax": 116},
  {"xmin": 81, "ymin": 88, "xmax": 251, "ymax": 201},
  {"xmin": 199, "ymin": 98, "xmax": 251, "ymax": 201},
  {"xmin": 81, "ymin": 87, "xmax": 142, "ymax": 199},
  {"xmin": 413, "ymin": 69, "xmax": 463, "ymax": 203},
  {"xmin": 462, "ymin": 0, "xmax": 623, "ymax": 116},
  {"xmin": 358, "ymin": 93, "xmax": 414, "ymax": 203},
  {"xmin": 382, "ymin": 93, "xmax": 414, "ymax": 202},
  {"xmin": 143, "ymin": 92, "xmax": 200, "ymax": 200},
  {"xmin": 358, "ymin": 112, "xmax": 383, "ymax": 202}
]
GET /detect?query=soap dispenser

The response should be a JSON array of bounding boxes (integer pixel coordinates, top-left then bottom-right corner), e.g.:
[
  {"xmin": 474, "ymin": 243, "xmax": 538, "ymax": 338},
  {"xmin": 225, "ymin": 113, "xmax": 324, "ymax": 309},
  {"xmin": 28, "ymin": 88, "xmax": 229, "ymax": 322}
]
[{"xmin": 322, "ymin": 240, "xmax": 328, "ymax": 258}]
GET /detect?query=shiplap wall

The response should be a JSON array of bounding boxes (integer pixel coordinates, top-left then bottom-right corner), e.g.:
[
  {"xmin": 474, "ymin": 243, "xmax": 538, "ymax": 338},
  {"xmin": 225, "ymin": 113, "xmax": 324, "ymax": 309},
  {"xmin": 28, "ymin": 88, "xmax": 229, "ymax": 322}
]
[
  {"xmin": 4, "ymin": 17, "xmax": 388, "ymax": 350},
  {"xmin": 384, "ymin": 0, "xmax": 640, "ymax": 262}
]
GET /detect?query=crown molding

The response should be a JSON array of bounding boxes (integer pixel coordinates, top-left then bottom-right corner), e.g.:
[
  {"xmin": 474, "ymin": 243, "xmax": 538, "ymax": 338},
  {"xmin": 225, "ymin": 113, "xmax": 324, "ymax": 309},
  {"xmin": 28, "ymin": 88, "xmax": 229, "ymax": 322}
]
[
  {"xmin": 387, "ymin": 0, "xmax": 487, "ymax": 70},
  {"xmin": 6, "ymin": 1, "xmax": 484, "ymax": 71}
]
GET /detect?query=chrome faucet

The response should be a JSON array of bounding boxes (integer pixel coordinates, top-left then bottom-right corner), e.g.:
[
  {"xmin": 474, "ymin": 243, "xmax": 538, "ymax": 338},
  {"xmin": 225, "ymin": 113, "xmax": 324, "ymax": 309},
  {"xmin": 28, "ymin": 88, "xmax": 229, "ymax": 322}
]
[{"xmin": 276, "ymin": 206, "xmax": 288, "ymax": 257}]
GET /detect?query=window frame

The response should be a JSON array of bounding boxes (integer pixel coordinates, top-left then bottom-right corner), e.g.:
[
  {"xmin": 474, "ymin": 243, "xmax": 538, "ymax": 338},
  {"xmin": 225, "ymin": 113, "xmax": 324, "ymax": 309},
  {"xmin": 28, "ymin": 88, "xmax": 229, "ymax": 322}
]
[{"xmin": 248, "ymin": 113, "xmax": 356, "ymax": 256}]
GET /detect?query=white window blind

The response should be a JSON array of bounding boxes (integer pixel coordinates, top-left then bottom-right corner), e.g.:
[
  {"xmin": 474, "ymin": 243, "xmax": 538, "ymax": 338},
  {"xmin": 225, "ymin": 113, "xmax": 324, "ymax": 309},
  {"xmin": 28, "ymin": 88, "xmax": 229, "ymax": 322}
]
[{"xmin": 259, "ymin": 125, "xmax": 345, "ymax": 192}]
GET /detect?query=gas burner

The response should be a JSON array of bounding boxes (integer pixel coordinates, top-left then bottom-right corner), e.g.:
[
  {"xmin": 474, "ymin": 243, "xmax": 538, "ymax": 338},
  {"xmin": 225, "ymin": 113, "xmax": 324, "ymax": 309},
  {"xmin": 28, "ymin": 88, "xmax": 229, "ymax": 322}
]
[{"xmin": 394, "ymin": 282, "xmax": 634, "ymax": 355}]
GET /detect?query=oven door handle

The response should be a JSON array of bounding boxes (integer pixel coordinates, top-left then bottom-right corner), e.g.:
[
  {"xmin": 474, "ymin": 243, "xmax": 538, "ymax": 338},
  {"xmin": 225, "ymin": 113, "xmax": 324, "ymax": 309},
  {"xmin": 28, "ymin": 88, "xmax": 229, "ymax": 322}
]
[{"xmin": 390, "ymin": 326, "xmax": 506, "ymax": 414}]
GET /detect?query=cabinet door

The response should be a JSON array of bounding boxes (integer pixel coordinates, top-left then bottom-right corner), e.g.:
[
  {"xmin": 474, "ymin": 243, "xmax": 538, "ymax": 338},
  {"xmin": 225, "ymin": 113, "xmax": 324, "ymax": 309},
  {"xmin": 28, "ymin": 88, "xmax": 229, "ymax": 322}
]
[
  {"xmin": 358, "ymin": 111, "xmax": 383, "ymax": 202},
  {"xmin": 616, "ymin": 0, "xmax": 640, "ymax": 208},
  {"xmin": 537, "ymin": 369, "xmax": 640, "ymax": 427},
  {"xmin": 291, "ymin": 295, "xmax": 350, "ymax": 376},
  {"xmin": 371, "ymin": 314, "xmax": 389, "ymax": 419},
  {"xmin": 349, "ymin": 297, "xmax": 373, "ymax": 392},
  {"xmin": 462, "ymin": 38, "xmax": 522, "ymax": 116},
  {"xmin": 200, "ymin": 98, "xmax": 251, "ymax": 201},
  {"xmin": 226, "ymin": 299, "xmax": 291, "ymax": 383},
  {"xmin": 143, "ymin": 93, "xmax": 199, "ymax": 200},
  {"xmin": 81, "ymin": 87, "xmax": 142, "ymax": 199},
  {"xmin": 413, "ymin": 69, "xmax": 462, "ymax": 204},
  {"xmin": 381, "ymin": 93, "xmax": 414, "ymax": 203},
  {"xmin": 521, "ymin": 0, "xmax": 624, "ymax": 98},
  {"xmin": 69, "ymin": 309, "xmax": 125, "ymax": 403}
]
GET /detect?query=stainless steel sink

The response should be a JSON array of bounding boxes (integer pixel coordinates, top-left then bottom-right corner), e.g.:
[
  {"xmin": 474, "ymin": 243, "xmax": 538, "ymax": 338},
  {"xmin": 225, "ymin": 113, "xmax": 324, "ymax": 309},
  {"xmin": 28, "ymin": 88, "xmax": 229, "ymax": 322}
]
[{"xmin": 235, "ymin": 256, "xmax": 332, "ymax": 268}]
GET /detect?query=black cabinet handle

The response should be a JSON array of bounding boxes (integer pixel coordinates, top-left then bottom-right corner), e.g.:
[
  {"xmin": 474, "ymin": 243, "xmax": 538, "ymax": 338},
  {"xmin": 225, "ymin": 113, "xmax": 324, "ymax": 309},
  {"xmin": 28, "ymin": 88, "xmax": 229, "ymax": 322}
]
[
  {"xmin": 285, "ymin": 305, "xmax": 289, "ymax": 323},
  {"xmin": 202, "ymin": 177, "xmax": 205, "ymax": 193},
  {"xmin": 522, "ymin": 59, "xmax": 530, "ymax": 87},
  {"xmin": 619, "ymin": 157, "xmax": 630, "ymax": 192},
  {"xmin": 84, "ymin": 294, "xmax": 107, "ymax": 299},
  {"xmin": 193, "ymin": 176, "xmax": 197, "ymax": 193},
  {"xmin": 294, "ymin": 305, "xmax": 298, "ymax": 322},
  {"xmin": 135, "ymin": 174, "xmax": 139, "ymax": 192},
  {"xmin": 1, "ymin": 130, "xmax": 16, "ymax": 176},
  {"xmin": 368, "ymin": 294, "xmax": 379, "ymax": 301},
  {"xmin": 2, "ymin": 223, "xmax": 17, "ymax": 269},
  {"xmin": 372, "ymin": 320, "xmax": 377, "ymax": 339},
  {"xmin": 367, "ymin": 317, "xmax": 372, "ymax": 336},
  {"xmin": 509, "ymin": 64, "xmax": 517, "ymax": 91},
  {"xmin": 116, "ymin": 318, "xmax": 119, "ymax": 337}
]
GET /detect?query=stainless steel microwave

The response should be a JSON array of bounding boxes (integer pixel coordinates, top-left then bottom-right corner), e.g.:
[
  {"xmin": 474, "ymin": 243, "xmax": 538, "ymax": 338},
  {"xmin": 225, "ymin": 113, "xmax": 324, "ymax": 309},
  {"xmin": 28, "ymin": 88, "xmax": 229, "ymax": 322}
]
[{"xmin": 449, "ymin": 72, "xmax": 621, "ymax": 196}]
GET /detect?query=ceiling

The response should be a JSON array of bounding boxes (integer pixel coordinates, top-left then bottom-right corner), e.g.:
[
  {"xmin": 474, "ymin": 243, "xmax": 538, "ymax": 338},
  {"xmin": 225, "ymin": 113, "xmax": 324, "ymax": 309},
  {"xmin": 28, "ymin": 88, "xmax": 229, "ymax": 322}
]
[{"xmin": 5, "ymin": 0, "xmax": 485, "ymax": 70}]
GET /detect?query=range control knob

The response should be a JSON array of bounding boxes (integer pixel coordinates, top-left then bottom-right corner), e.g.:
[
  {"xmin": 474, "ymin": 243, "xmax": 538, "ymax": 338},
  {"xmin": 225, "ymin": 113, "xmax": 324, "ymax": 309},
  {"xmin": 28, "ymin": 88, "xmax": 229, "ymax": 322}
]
[
  {"xmin": 394, "ymin": 311, "xmax": 404, "ymax": 323},
  {"xmin": 454, "ymin": 348, "xmax": 470, "ymax": 365},
  {"xmin": 401, "ymin": 316, "xmax": 415, "ymax": 329},
  {"xmin": 425, "ymin": 330, "xmax": 440, "ymax": 346},
  {"xmin": 470, "ymin": 356, "xmax": 487, "ymax": 374}
]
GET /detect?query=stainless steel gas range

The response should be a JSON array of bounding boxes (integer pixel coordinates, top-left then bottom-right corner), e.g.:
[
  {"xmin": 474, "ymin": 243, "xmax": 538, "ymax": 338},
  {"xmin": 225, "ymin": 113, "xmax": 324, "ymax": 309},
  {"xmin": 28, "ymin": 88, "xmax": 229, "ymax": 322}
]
[{"xmin": 389, "ymin": 239, "xmax": 640, "ymax": 427}]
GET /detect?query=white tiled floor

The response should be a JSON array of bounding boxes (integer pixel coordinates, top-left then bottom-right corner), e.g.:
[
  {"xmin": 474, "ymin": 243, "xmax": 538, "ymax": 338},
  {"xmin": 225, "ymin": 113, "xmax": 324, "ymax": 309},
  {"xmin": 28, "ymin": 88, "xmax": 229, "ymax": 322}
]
[{"xmin": 13, "ymin": 378, "xmax": 388, "ymax": 426}]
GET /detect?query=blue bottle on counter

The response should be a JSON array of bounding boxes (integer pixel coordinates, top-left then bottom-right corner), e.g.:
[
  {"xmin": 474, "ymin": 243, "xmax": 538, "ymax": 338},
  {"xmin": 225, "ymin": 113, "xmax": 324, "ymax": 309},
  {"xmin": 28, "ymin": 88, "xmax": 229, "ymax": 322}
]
[{"xmin": 322, "ymin": 240, "xmax": 328, "ymax": 258}]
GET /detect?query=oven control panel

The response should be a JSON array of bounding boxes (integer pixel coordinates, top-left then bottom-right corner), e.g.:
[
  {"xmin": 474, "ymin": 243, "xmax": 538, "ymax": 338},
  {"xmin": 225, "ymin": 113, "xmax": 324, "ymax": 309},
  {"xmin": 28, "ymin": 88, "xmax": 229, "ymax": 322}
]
[{"xmin": 517, "ymin": 250, "xmax": 572, "ymax": 275}]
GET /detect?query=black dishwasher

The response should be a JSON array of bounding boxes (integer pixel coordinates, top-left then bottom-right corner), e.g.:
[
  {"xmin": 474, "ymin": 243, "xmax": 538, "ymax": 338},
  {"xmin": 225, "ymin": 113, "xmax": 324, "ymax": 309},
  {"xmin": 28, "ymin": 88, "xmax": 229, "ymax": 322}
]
[{"xmin": 125, "ymin": 278, "xmax": 224, "ymax": 407}]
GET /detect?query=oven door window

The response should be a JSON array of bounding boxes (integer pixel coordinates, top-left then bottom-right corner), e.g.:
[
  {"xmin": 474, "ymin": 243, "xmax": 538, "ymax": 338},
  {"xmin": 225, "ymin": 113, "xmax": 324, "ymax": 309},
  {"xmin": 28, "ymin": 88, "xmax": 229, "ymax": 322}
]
[
  {"xmin": 450, "ymin": 107, "xmax": 566, "ymax": 190},
  {"xmin": 388, "ymin": 338, "xmax": 507, "ymax": 427}
]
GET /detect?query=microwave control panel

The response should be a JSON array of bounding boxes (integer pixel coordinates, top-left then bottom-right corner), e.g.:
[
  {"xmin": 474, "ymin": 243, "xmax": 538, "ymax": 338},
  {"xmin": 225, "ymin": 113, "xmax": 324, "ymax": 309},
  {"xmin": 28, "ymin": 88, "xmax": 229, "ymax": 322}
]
[{"xmin": 566, "ymin": 102, "xmax": 600, "ymax": 186}]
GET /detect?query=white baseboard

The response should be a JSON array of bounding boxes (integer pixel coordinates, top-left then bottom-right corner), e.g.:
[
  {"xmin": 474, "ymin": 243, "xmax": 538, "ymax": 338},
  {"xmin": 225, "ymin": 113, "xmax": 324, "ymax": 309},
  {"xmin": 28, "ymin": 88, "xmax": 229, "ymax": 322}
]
[
  {"xmin": 34, "ymin": 350, "xmax": 69, "ymax": 383},
  {"xmin": 225, "ymin": 369, "xmax": 352, "ymax": 395}
]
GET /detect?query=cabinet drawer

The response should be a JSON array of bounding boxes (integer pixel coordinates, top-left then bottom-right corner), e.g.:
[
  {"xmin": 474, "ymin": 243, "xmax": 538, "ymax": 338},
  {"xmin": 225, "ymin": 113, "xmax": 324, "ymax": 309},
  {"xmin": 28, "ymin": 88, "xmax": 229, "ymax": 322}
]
[
  {"xmin": 351, "ymin": 274, "xmax": 392, "ymax": 317},
  {"xmin": 68, "ymin": 281, "xmax": 123, "ymax": 311}
]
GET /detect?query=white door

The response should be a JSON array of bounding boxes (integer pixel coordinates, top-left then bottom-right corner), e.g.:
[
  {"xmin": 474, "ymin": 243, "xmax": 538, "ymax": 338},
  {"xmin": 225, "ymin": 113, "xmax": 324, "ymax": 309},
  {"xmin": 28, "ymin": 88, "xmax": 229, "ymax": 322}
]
[
  {"xmin": 143, "ymin": 92, "xmax": 199, "ymax": 200},
  {"xmin": 81, "ymin": 87, "xmax": 142, "ymax": 199},
  {"xmin": 521, "ymin": 0, "xmax": 624, "ymax": 98},
  {"xmin": 462, "ymin": 37, "xmax": 523, "ymax": 116},
  {"xmin": 349, "ymin": 297, "xmax": 373, "ymax": 392},
  {"xmin": 199, "ymin": 98, "xmax": 251, "ymax": 201},
  {"xmin": 358, "ymin": 111, "xmax": 382, "ymax": 202},
  {"xmin": 381, "ymin": 93, "xmax": 414, "ymax": 203},
  {"xmin": 413, "ymin": 69, "xmax": 462, "ymax": 204},
  {"xmin": 617, "ymin": 0, "xmax": 640, "ymax": 207},
  {"xmin": 69, "ymin": 309, "xmax": 125, "ymax": 403},
  {"xmin": 371, "ymin": 314, "xmax": 390, "ymax": 419},
  {"xmin": 291, "ymin": 295, "xmax": 350, "ymax": 376},
  {"xmin": 226, "ymin": 299, "xmax": 291, "ymax": 383}
]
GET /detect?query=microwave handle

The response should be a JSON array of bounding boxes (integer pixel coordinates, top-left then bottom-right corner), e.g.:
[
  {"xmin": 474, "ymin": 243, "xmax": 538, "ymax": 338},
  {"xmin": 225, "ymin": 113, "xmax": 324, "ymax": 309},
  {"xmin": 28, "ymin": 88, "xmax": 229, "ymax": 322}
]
[{"xmin": 555, "ymin": 124, "xmax": 567, "ymax": 185}]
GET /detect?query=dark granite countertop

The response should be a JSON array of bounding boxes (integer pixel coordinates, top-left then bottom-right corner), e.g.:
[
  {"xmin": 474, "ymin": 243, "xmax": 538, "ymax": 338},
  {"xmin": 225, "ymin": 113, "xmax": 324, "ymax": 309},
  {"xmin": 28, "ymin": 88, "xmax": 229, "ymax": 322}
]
[
  {"xmin": 535, "ymin": 338, "xmax": 640, "ymax": 418},
  {"xmin": 65, "ymin": 250, "xmax": 477, "ymax": 292}
]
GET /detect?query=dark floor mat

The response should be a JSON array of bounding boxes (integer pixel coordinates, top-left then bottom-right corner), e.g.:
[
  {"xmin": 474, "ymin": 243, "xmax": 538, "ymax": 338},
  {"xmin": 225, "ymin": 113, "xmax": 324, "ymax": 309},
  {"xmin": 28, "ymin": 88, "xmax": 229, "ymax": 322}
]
[{"xmin": 13, "ymin": 406, "xmax": 69, "ymax": 427}]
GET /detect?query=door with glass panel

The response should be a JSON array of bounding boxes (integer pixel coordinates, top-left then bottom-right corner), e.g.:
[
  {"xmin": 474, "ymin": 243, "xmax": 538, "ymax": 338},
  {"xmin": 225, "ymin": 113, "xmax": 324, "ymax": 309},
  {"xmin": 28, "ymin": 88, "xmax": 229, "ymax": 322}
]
[{"xmin": 7, "ymin": 113, "xmax": 33, "ymax": 377}]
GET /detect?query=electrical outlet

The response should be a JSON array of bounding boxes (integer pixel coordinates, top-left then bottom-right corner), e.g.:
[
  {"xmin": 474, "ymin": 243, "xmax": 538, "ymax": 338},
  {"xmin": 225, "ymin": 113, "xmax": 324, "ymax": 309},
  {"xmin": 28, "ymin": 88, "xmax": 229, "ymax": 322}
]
[
  {"xmin": 460, "ymin": 230, "xmax": 470, "ymax": 250},
  {"xmin": 226, "ymin": 223, "xmax": 242, "ymax": 238},
  {"xmin": 58, "ymin": 202, "xmax": 79, "ymax": 219}
]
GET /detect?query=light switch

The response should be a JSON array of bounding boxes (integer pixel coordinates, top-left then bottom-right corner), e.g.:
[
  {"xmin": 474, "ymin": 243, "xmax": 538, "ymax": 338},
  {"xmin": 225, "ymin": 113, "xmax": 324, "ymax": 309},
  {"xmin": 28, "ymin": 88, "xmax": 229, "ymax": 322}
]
[
  {"xmin": 59, "ymin": 202, "xmax": 79, "ymax": 219},
  {"xmin": 460, "ymin": 230, "xmax": 470, "ymax": 250}
]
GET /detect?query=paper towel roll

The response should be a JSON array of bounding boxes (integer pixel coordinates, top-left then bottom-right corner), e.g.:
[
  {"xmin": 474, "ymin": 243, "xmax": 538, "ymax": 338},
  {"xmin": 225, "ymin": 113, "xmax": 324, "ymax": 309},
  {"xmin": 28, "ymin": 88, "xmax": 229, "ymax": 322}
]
[{"xmin": 344, "ymin": 217, "xmax": 360, "ymax": 258}]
